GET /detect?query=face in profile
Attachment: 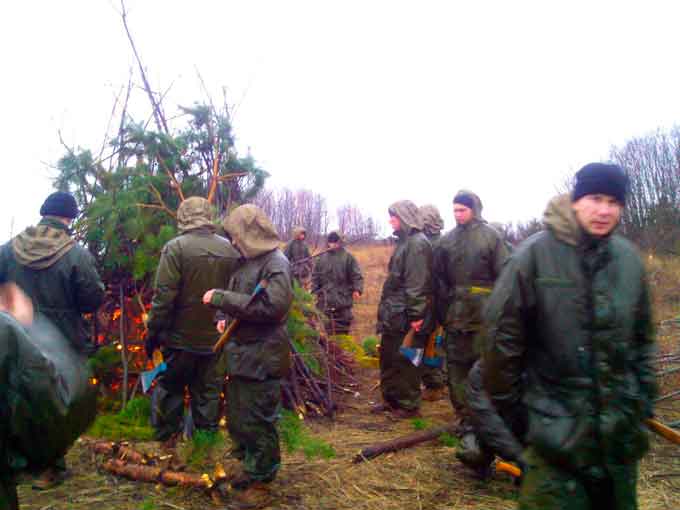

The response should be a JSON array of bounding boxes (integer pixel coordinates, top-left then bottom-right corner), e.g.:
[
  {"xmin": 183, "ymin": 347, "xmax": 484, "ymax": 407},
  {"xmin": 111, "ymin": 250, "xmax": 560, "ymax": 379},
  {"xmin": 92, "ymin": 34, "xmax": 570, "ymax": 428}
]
[
  {"xmin": 571, "ymin": 193, "xmax": 623, "ymax": 237},
  {"xmin": 389, "ymin": 214, "xmax": 401, "ymax": 233}
]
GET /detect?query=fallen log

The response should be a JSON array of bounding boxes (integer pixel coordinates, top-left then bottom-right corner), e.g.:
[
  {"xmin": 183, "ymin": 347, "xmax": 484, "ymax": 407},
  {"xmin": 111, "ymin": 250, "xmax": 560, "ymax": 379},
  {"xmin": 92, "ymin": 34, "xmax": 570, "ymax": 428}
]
[
  {"xmin": 103, "ymin": 458, "xmax": 213, "ymax": 488},
  {"xmin": 91, "ymin": 440, "xmax": 153, "ymax": 465},
  {"xmin": 353, "ymin": 423, "xmax": 456, "ymax": 463}
]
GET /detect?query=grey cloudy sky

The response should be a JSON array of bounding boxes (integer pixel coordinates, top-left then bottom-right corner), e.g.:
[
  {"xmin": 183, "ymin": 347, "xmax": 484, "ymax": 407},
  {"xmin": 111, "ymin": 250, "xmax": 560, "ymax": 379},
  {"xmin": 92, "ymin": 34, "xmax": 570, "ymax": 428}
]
[{"xmin": 2, "ymin": 0, "xmax": 680, "ymax": 241}]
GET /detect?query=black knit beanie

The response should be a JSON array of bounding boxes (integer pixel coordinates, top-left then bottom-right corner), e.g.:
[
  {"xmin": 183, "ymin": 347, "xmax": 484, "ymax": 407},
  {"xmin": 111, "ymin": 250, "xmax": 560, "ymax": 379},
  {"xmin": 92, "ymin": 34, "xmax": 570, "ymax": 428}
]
[
  {"xmin": 327, "ymin": 232, "xmax": 341, "ymax": 243},
  {"xmin": 40, "ymin": 192, "xmax": 79, "ymax": 219},
  {"xmin": 572, "ymin": 163, "xmax": 628, "ymax": 204},
  {"xmin": 453, "ymin": 193, "xmax": 475, "ymax": 210}
]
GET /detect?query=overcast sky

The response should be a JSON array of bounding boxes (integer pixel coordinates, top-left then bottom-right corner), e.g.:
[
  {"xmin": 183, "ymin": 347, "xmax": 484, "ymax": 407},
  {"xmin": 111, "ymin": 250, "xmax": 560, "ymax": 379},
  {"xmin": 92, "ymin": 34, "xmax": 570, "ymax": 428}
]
[{"xmin": 2, "ymin": 0, "xmax": 680, "ymax": 242}]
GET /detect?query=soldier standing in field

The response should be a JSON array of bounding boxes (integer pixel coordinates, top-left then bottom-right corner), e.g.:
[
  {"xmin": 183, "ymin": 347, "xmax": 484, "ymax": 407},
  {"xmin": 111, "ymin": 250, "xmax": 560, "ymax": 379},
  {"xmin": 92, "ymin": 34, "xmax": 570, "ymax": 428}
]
[
  {"xmin": 373, "ymin": 200, "xmax": 434, "ymax": 418},
  {"xmin": 0, "ymin": 191, "xmax": 105, "ymax": 490},
  {"xmin": 146, "ymin": 197, "xmax": 240, "ymax": 445},
  {"xmin": 284, "ymin": 226, "xmax": 312, "ymax": 288},
  {"xmin": 418, "ymin": 204, "xmax": 448, "ymax": 402},
  {"xmin": 311, "ymin": 231, "xmax": 363, "ymax": 335},
  {"xmin": 482, "ymin": 163, "xmax": 657, "ymax": 509},
  {"xmin": 432, "ymin": 190, "xmax": 509, "ymax": 428},
  {"xmin": 203, "ymin": 204, "xmax": 293, "ymax": 509}
]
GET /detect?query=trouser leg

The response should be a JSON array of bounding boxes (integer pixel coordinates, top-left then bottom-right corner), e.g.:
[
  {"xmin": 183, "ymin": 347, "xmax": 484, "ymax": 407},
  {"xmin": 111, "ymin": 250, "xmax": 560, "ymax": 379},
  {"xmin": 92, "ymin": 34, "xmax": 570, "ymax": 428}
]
[
  {"xmin": 445, "ymin": 330, "xmax": 478, "ymax": 413},
  {"xmin": 379, "ymin": 332, "xmax": 422, "ymax": 411},
  {"xmin": 151, "ymin": 349, "xmax": 191, "ymax": 441},
  {"xmin": 188, "ymin": 353, "xmax": 222, "ymax": 433}
]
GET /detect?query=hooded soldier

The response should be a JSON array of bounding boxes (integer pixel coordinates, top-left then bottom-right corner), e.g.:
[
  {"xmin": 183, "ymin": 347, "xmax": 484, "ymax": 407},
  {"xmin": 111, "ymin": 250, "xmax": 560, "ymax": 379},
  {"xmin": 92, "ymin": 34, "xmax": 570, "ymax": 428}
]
[
  {"xmin": 311, "ymin": 231, "xmax": 363, "ymax": 335},
  {"xmin": 146, "ymin": 197, "xmax": 241, "ymax": 445},
  {"xmin": 0, "ymin": 191, "xmax": 105, "ymax": 490},
  {"xmin": 482, "ymin": 163, "xmax": 657, "ymax": 509},
  {"xmin": 417, "ymin": 204, "xmax": 448, "ymax": 401},
  {"xmin": 284, "ymin": 226, "xmax": 312, "ymax": 286},
  {"xmin": 203, "ymin": 204, "xmax": 293, "ymax": 509},
  {"xmin": 432, "ymin": 190, "xmax": 509, "ymax": 426},
  {"xmin": 373, "ymin": 200, "xmax": 434, "ymax": 418}
]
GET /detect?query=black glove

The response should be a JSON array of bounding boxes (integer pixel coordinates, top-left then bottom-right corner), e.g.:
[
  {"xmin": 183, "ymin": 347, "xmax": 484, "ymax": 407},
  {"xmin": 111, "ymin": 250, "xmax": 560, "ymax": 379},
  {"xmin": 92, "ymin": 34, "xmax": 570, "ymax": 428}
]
[{"xmin": 145, "ymin": 332, "xmax": 163, "ymax": 359}]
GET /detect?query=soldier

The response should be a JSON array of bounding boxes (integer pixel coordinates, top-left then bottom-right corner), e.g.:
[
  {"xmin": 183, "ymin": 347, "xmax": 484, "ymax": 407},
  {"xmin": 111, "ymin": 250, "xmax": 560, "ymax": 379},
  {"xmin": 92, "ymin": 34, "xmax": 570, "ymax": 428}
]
[
  {"xmin": 203, "ymin": 204, "xmax": 293, "ymax": 509},
  {"xmin": 311, "ymin": 231, "xmax": 363, "ymax": 335},
  {"xmin": 373, "ymin": 200, "xmax": 433, "ymax": 419},
  {"xmin": 146, "ymin": 197, "xmax": 240, "ymax": 445},
  {"xmin": 482, "ymin": 163, "xmax": 657, "ymax": 509},
  {"xmin": 433, "ymin": 190, "xmax": 509, "ymax": 427},
  {"xmin": 418, "ymin": 204, "xmax": 447, "ymax": 402},
  {"xmin": 0, "ymin": 191, "xmax": 105, "ymax": 489},
  {"xmin": 284, "ymin": 226, "xmax": 312, "ymax": 287}
]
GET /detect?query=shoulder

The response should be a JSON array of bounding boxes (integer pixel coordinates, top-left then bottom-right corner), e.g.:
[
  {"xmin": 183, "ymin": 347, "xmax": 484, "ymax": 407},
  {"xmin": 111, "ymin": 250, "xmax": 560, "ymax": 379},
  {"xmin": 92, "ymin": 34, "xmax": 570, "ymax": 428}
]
[
  {"xmin": 264, "ymin": 249, "xmax": 291, "ymax": 273},
  {"xmin": 609, "ymin": 234, "xmax": 645, "ymax": 271}
]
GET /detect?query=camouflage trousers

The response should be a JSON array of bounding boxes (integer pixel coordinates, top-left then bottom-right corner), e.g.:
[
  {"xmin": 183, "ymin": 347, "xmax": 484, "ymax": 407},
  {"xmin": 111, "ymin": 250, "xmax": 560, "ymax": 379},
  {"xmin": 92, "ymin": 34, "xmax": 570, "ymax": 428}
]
[
  {"xmin": 379, "ymin": 332, "xmax": 422, "ymax": 411},
  {"xmin": 227, "ymin": 377, "xmax": 282, "ymax": 482},
  {"xmin": 520, "ymin": 448, "xmax": 639, "ymax": 510},
  {"xmin": 0, "ymin": 476, "xmax": 17, "ymax": 510},
  {"xmin": 151, "ymin": 349, "xmax": 223, "ymax": 441},
  {"xmin": 445, "ymin": 330, "xmax": 479, "ymax": 414},
  {"xmin": 321, "ymin": 307, "xmax": 353, "ymax": 336}
]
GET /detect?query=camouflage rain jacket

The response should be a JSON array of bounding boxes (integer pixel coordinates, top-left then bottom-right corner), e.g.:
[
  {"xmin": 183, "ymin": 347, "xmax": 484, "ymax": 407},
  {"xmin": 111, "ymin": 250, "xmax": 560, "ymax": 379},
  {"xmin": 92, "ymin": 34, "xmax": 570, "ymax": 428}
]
[
  {"xmin": 433, "ymin": 190, "xmax": 509, "ymax": 332},
  {"xmin": 482, "ymin": 194, "xmax": 657, "ymax": 471},
  {"xmin": 0, "ymin": 217, "xmax": 105, "ymax": 353},
  {"xmin": 311, "ymin": 233, "xmax": 363, "ymax": 312},
  {"xmin": 147, "ymin": 197, "xmax": 241, "ymax": 353},
  {"xmin": 376, "ymin": 201, "xmax": 434, "ymax": 341},
  {"xmin": 210, "ymin": 205, "xmax": 293, "ymax": 380}
]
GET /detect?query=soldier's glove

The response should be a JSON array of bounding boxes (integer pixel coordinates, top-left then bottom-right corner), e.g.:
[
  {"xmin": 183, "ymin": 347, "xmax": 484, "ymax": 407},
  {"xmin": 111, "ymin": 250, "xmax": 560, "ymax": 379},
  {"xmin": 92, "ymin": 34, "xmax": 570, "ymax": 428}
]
[{"xmin": 145, "ymin": 332, "xmax": 164, "ymax": 359}]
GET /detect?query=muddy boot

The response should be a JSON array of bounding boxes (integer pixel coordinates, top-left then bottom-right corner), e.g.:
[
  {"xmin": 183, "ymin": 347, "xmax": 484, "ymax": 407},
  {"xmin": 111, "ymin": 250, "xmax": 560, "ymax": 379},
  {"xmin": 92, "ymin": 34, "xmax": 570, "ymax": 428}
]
[
  {"xmin": 31, "ymin": 466, "xmax": 69, "ymax": 491},
  {"xmin": 422, "ymin": 387, "xmax": 446, "ymax": 402},
  {"xmin": 229, "ymin": 482, "xmax": 273, "ymax": 509}
]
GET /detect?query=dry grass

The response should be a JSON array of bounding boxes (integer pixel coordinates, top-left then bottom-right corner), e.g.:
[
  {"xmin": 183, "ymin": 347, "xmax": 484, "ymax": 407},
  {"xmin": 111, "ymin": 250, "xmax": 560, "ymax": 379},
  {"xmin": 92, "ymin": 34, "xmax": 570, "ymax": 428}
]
[{"xmin": 17, "ymin": 244, "xmax": 680, "ymax": 510}]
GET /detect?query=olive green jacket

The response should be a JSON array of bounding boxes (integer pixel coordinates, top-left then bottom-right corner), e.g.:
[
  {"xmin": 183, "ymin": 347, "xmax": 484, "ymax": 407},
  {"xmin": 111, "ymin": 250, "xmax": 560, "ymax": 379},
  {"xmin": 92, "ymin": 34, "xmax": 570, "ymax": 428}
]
[
  {"xmin": 433, "ymin": 219, "xmax": 509, "ymax": 332},
  {"xmin": 482, "ymin": 195, "xmax": 657, "ymax": 470},
  {"xmin": 0, "ymin": 218, "xmax": 105, "ymax": 353},
  {"xmin": 311, "ymin": 247, "xmax": 363, "ymax": 311},
  {"xmin": 147, "ymin": 227, "xmax": 240, "ymax": 352},
  {"xmin": 210, "ymin": 205, "xmax": 293, "ymax": 380},
  {"xmin": 377, "ymin": 201, "xmax": 434, "ymax": 343}
]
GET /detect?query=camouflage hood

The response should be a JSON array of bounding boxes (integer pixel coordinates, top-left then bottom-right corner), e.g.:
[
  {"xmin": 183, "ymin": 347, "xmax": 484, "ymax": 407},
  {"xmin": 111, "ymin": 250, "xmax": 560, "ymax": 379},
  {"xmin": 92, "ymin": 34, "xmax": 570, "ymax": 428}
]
[
  {"xmin": 542, "ymin": 194, "xmax": 581, "ymax": 247},
  {"xmin": 177, "ymin": 197, "xmax": 216, "ymax": 234},
  {"xmin": 454, "ymin": 189, "xmax": 485, "ymax": 221},
  {"xmin": 291, "ymin": 226, "xmax": 307, "ymax": 238},
  {"xmin": 11, "ymin": 217, "xmax": 75, "ymax": 269},
  {"xmin": 223, "ymin": 204, "xmax": 280, "ymax": 259},
  {"xmin": 388, "ymin": 200, "xmax": 423, "ymax": 234},
  {"xmin": 419, "ymin": 204, "xmax": 444, "ymax": 237}
]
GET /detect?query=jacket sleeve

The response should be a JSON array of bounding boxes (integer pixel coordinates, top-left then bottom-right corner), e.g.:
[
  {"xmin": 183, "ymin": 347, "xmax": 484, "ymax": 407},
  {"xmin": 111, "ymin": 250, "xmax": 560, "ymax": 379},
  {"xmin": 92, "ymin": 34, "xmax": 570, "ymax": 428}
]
[
  {"xmin": 147, "ymin": 243, "xmax": 181, "ymax": 336},
  {"xmin": 633, "ymin": 272, "xmax": 658, "ymax": 416},
  {"xmin": 482, "ymin": 252, "xmax": 534, "ymax": 410},
  {"xmin": 403, "ymin": 238, "xmax": 432, "ymax": 323},
  {"xmin": 311, "ymin": 256, "xmax": 322, "ymax": 295},
  {"xmin": 283, "ymin": 241, "xmax": 293, "ymax": 260},
  {"xmin": 210, "ymin": 256, "xmax": 293, "ymax": 324},
  {"xmin": 432, "ymin": 242, "xmax": 450, "ymax": 326},
  {"xmin": 491, "ymin": 233, "xmax": 511, "ymax": 280},
  {"xmin": 73, "ymin": 249, "xmax": 106, "ymax": 313},
  {"xmin": 348, "ymin": 253, "xmax": 364, "ymax": 294}
]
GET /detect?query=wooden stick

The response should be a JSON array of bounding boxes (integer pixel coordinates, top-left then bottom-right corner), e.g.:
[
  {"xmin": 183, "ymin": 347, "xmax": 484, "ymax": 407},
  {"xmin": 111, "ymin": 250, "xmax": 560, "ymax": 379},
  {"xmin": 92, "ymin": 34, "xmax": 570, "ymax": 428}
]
[
  {"xmin": 353, "ymin": 424, "xmax": 455, "ymax": 463},
  {"xmin": 647, "ymin": 418, "xmax": 680, "ymax": 446}
]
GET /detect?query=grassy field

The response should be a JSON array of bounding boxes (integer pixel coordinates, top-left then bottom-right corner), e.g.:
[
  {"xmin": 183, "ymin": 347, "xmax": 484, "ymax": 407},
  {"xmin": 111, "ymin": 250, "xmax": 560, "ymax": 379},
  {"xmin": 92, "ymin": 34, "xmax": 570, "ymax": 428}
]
[{"xmin": 18, "ymin": 244, "xmax": 680, "ymax": 509}]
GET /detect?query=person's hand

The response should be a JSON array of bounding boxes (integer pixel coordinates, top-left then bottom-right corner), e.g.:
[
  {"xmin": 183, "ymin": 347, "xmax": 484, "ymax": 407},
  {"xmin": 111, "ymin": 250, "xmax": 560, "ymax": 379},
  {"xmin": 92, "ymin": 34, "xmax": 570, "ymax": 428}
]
[
  {"xmin": 216, "ymin": 319, "xmax": 226, "ymax": 334},
  {"xmin": 410, "ymin": 319, "xmax": 424, "ymax": 332},
  {"xmin": 352, "ymin": 291, "xmax": 361, "ymax": 301},
  {"xmin": 144, "ymin": 334, "xmax": 161, "ymax": 360},
  {"xmin": 202, "ymin": 289, "xmax": 216, "ymax": 305},
  {"xmin": 0, "ymin": 283, "xmax": 34, "ymax": 326}
]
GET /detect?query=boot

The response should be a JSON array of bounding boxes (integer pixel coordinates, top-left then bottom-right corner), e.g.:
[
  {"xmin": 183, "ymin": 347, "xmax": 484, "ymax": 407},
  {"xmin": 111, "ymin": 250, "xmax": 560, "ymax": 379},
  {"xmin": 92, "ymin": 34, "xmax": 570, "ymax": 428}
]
[
  {"xmin": 229, "ymin": 481, "xmax": 273, "ymax": 509},
  {"xmin": 422, "ymin": 387, "xmax": 446, "ymax": 402}
]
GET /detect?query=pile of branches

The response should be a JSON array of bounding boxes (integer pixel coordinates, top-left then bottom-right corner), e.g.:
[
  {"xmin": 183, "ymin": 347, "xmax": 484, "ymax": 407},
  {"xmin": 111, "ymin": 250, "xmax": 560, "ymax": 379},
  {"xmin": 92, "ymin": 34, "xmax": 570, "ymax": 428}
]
[{"xmin": 281, "ymin": 287, "xmax": 357, "ymax": 419}]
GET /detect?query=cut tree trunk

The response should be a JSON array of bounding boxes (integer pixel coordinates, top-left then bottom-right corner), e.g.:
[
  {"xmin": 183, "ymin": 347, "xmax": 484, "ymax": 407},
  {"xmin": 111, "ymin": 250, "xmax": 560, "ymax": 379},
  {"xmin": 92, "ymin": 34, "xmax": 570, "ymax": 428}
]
[{"xmin": 353, "ymin": 423, "xmax": 456, "ymax": 463}]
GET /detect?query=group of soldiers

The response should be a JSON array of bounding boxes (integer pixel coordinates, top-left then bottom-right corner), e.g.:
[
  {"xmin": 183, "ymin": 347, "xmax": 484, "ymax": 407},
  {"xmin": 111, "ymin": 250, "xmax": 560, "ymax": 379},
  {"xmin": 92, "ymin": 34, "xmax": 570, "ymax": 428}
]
[
  {"xmin": 370, "ymin": 162, "xmax": 656, "ymax": 510},
  {"xmin": 0, "ymin": 160, "xmax": 658, "ymax": 510}
]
